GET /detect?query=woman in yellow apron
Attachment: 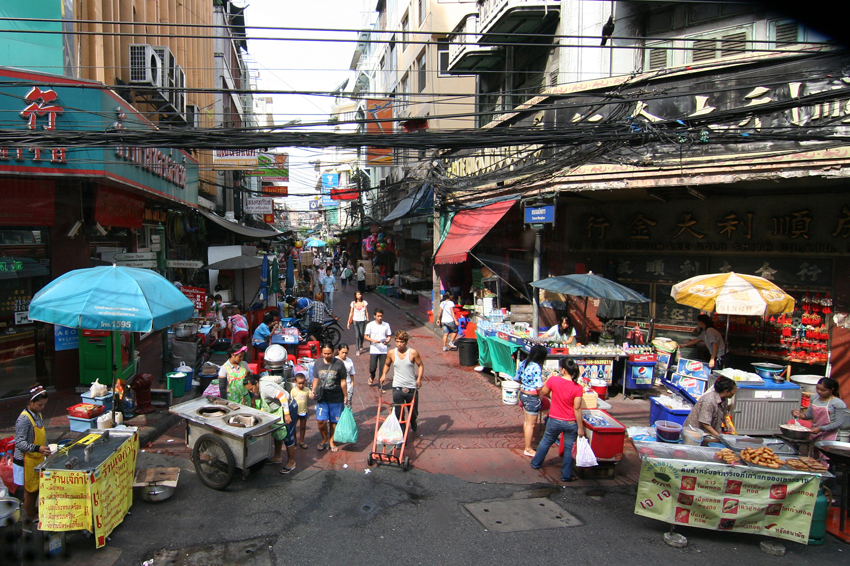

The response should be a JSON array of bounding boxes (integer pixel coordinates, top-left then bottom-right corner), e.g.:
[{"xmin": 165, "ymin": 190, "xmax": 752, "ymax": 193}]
[{"xmin": 13, "ymin": 385, "xmax": 52, "ymax": 523}]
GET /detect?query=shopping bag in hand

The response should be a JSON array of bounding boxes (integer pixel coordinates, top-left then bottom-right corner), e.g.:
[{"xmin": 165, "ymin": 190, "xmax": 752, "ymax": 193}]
[
  {"xmin": 0, "ymin": 454, "xmax": 15, "ymax": 492},
  {"xmin": 333, "ymin": 406, "xmax": 358, "ymax": 444},
  {"xmin": 376, "ymin": 411, "xmax": 404, "ymax": 445},
  {"xmin": 575, "ymin": 437, "xmax": 598, "ymax": 467}
]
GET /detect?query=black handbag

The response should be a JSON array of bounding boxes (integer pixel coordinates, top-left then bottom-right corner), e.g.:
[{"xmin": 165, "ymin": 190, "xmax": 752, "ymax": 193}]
[{"xmin": 313, "ymin": 382, "xmax": 324, "ymax": 402}]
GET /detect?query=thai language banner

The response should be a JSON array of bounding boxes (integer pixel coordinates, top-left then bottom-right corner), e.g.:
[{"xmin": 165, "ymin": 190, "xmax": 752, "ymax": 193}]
[
  {"xmin": 91, "ymin": 433, "xmax": 138, "ymax": 548},
  {"xmin": 38, "ymin": 470, "xmax": 93, "ymax": 532},
  {"xmin": 635, "ymin": 458, "xmax": 820, "ymax": 544}
]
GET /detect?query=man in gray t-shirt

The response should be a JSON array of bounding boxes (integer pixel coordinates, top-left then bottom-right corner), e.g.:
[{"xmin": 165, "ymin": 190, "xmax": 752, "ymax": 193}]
[{"xmin": 380, "ymin": 330, "xmax": 425, "ymax": 432}]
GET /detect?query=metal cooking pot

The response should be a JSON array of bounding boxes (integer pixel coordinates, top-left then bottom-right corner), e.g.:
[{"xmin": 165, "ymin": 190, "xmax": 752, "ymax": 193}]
[
  {"xmin": 0, "ymin": 493, "xmax": 21, "ymax": 527},
  {"xmin": 815, "ymin": 440, "xmax": 850, "ymax": 465},
  {"xmin": 175, "ymin": 323, "xmax": 197, "ymax": 339},
  {"xmin": 265, "ymin": 344, "xmax": 286, "ymax": 363},
  {"xmin": 139, "ymin": 483, "xmax": 175, "ymax": 502}
]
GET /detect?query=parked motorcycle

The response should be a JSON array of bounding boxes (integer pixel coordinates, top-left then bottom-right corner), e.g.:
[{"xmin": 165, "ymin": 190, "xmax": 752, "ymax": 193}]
[{"xmin": 281, "ymin": 316, "xmax": 343, "ymax": 348}]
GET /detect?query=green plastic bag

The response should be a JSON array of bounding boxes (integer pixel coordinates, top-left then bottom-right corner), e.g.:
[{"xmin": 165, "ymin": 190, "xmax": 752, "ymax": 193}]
[{"xmin": 333, "ymin": 406, "xmax": 358, "ymax": 444}]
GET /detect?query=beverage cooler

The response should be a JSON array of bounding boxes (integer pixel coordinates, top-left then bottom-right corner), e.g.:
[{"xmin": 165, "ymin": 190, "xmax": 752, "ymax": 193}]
[
  {"xmin": 730, "ymin": 379, "xmax": 802, "ymax": 436},
  {"xmin": 78, "ymin": 330, "xmax": 135, "ymax": 385}
]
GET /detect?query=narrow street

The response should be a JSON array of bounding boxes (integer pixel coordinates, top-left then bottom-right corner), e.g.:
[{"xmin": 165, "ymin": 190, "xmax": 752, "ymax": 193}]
[{"xmin": 14, "ymin": 285, "xmax": 844, "ymax": 566}]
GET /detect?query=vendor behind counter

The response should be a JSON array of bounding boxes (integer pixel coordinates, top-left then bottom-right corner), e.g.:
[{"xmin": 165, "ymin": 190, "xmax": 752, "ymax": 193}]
[{"xmin": 682, "ymin": 376, "xmax": 737, "ymax": 438}]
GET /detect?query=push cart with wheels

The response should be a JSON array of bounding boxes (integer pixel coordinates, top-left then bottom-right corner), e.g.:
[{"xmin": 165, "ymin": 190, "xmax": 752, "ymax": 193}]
[
  {"xmin": 367, "ymin": 391, "xmax": 415, "ymax": 471},
  {"xmin": 170, "ymin": 396, "xmax": 284, "ymax": 490}
]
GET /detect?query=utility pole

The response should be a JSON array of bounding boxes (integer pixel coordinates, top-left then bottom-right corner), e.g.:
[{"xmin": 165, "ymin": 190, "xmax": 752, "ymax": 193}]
[{"xmin": 532, "ymin": 225, "xmax": 541, "ymax": 337}]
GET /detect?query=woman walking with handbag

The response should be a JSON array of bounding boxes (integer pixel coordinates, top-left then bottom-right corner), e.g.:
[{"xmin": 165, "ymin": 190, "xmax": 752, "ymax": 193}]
[{"xmin": 347, "ymin": 291, "xmax": 370, "ymax": 355}]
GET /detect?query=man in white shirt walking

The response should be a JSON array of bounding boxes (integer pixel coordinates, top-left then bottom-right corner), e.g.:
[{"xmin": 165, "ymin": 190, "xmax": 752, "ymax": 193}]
[
  {"xmin": 439, "ymin": 292, "xmax": 459, "ymax": 351},
  {"xmin": 364, "ymin": 308, "xmax": 392, "ymax": 385}
]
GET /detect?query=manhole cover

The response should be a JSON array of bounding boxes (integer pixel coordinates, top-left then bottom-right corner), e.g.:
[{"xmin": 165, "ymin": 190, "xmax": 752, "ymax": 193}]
[{"xmin": 464, "ymin": 498, "xmax": 582, "ymax": 533}]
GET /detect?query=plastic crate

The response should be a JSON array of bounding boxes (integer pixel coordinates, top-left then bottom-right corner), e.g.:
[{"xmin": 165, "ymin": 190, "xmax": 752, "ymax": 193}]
[
  {"xmin": 80, "ymin": 392, "xmax": 113, "ymax": 411},
  {"xmin": 69, "ymin": 415, "xmax": 99, "ymax": 432},
  {"xmin": 67, "ymin": 403, "xmax": 104, "ymax": 419},
  {"xmin": 649, "ymin": 396, "xmax": 692, "ymax": 427}
]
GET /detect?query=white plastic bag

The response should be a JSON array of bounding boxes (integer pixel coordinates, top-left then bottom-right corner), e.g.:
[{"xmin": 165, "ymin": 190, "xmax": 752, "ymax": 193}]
[
  {"xmin": 89, "ymin": 379, "xmax": 108, "ymax": 398},
  {"xmin": 376, "ymin": 411, "xmax": 404, "ymax": 445},
  {"xmin": 575, "ymin": 437, "xmax": 598, "ymax": 467}
]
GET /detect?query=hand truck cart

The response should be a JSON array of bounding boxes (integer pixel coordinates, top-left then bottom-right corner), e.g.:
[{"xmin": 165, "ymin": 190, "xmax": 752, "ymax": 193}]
[{"xmin": 367, "ymin": 390, "xmax": 415, "ymax": 470}]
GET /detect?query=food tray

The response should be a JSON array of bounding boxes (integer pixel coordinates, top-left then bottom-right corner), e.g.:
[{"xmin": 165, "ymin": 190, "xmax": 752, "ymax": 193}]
[
  {"xmin": 633, "ymin": 441, "xmax": 723, "ymax": 463},
  {"xmin": 67, "ymin": 403, "xmax": 104, "ymax": 419},
  {"xmin": 720, "ymin": 435, "xmax": 798, "ymax": 455}
]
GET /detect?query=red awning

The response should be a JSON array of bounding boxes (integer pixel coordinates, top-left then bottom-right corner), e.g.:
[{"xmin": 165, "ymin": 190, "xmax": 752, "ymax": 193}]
[{"xmin": 434, "ymin": 200, "xmax": 515, "ymax": 265}]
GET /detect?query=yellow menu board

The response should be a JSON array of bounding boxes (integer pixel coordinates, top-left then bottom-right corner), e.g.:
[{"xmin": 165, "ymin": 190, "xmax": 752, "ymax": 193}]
[
  {"xmin": 91, "ymin": 432, "xmax": 139, "ymax": 548},
  {"xmin": 38, "ymin": 470, "xmax": 93, "ymax": 532}
]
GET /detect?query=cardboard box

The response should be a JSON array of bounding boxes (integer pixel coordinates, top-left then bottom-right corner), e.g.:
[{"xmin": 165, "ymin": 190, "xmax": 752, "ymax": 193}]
[
  {"xmin": 365, "ymin": 272, "xmax": 380, "ymax": 287},
  {"xmin": 300, "ymin": 251, "xmax": 314, "ymax": 265},
  {"xmin": 357, "ymin": 260, "xmax": 373, "ymax": 273}
]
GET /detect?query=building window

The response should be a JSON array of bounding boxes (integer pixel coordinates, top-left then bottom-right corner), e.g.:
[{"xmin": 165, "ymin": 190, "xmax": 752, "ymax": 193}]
[
  {"xmin": 687, "ymin": 25, "xmax": 753, "ymax": 64},
  {"xmin": 646, "ymin": 41, "xmax": 672, "ymax": 70},
  {"xmin": 437, "ymin": 38, "xmax": 450, "ymax": 76},
  {"xmin": 402, "ymin": 14, "xmax": 409, "ymax": 45},
  {"xmin": 418, "ymin": 0, "xmax": 426, "ymax": 27},
  {"xmin": 418, "ymin": 52, "xmax": 426, "ymax": 92}
]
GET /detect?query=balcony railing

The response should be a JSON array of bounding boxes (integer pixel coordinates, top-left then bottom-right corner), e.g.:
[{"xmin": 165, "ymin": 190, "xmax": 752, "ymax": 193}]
[
  {"xmin": 477, "ymin": 0, "xmax": 561, "ymax": 43},
  {"xmin": 447, "ymin": 14, "xmax": 502, "ymax": 74}
]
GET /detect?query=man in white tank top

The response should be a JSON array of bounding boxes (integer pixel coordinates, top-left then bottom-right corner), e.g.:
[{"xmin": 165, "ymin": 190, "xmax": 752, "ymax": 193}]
[{"xmin": 380, "ymin": 330, "xmax": 425, "ymax": 433}]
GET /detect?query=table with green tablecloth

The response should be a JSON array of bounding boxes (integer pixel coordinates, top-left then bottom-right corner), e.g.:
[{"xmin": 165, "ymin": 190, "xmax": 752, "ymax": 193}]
[{"xmin": 476, "ymin": 332, "xmax": 523, "ymax": 378}]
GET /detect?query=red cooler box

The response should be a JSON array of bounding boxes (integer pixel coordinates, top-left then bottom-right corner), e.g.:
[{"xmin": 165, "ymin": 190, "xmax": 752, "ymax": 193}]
[{"xmin": 558, "ymin": 409, "xmax": 626, "ymax": 461}]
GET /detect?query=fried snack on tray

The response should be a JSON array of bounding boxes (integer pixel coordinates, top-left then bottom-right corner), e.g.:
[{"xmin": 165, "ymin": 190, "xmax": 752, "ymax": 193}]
[
  {"xmin": 740, "ymin": 446, "xmax": 785, "ymax": 469},
  {"xmin": 714, "ymin": 448, "xmax": 740, "ymax": 465},
  {"xmin": 796, "ymin": 457, "xmax": 829, "ymax": 472}
]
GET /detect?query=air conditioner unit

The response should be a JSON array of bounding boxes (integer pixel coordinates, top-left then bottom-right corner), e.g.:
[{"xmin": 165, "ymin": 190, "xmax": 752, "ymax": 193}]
[
  {"xmin": 129, "ymin": 44, "xmax": 162, "ymax": 87},
  {"xmin": 185, "ymin": 104, "xmax": 200, "ymax": 128},
  {"xmin": 152, "ymin": 46, "xmax": 174, "ymax": 97},
  {"xmin": 171, "ymin": 65, "xmax": 187, "ymax": 120}
]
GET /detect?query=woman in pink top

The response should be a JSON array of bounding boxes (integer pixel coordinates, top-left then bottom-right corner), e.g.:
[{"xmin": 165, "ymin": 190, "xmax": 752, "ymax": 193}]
[{"xmin": 531, "ymin": 357, "xmax": 586, "ymax": 482}]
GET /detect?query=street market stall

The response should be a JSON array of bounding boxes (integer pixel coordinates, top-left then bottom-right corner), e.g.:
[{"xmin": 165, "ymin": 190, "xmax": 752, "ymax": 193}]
[
  {"xmin": 36, "ymin": 428, "xmax": 139, "ymax": 548},
  {"xmin": 170, "ymin": 396, "xmax": 283, "ymax": 490},
  {"xmin": 632, "ymin": 439, "xmax": 831, "ymax": 546}
]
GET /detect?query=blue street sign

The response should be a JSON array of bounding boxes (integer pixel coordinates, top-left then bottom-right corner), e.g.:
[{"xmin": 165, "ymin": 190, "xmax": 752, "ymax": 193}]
[{"xmin": 525, "ymin": 204, "xmax": 555, "ymax": 224}]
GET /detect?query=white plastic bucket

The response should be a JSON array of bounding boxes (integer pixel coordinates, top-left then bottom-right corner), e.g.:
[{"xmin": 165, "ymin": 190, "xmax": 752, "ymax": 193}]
[
  {"xmin": 840, "ymin": 429, "xmax": 849, "ymax": 443},
  {"xmin": 683, "ymin": 427, "xmax": 705, "ymax": 446},
  {"xmin": 501, "ymin": 380, "xmax": 520, "ymax": 405}
]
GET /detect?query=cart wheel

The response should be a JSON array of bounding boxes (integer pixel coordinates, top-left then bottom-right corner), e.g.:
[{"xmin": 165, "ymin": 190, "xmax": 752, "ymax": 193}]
[
  {"xmin": 323, "ymin": 326, "xmax": 342, "ymax": 347},
  {"xmin": 193, "ymin": 433, "xmax": 236, "ymax": 490},
  {"xmin": 367, "ymin": 454, "xmax": 375, "ymax": 466},
  {"xmin": 402, "ymin": 457, "xmax": 411, "ymax": 471}
]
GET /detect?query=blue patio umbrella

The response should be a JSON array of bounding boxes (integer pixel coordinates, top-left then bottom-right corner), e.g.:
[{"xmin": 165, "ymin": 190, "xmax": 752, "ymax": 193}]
[
  {"xmin": 530, "ymin": 272, "xmax": 650, "ymax": 303},
  {"xmin": 530, "ymin": 272, "xmax": 649, "ymax": 340},
  {"xmin": 29, "ymin": 265, "xmax": 194, "ymax": 423},
  {"xmin": 285, "ymin": 256, "xmax": 294, "ymax": 295},
  {"xmin": 305, "ymin": 237, "xmax": 326, "ymax": 248},
  {"xmin": 29, "ymin": 265, "xmax": 194, "ymax": 332}
]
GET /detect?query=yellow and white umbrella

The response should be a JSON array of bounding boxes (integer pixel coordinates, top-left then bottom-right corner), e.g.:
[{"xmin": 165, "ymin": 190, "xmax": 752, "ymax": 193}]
[{"xmin": 670, "ymin": 272, "xmax": 795, "ymax": 316}]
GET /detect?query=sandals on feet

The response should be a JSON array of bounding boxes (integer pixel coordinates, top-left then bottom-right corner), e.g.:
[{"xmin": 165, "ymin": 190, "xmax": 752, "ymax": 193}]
[
  {"xmin": 298, "ymin": 442, "xmax": 308, "ymax": 449},
  {"xmin": 330, "ymin": 446, "xmax": 339, "ymax": 453},
  {"xmin": 523, "ymin": 449, "xmax": 536, "ymax": 457},
  {"xmin": 561, "ymin": 476, "xmax": 578, "ymax": 482},
  {"xmin": 280, "ymin": 464, "xmax": 296, "ymax": 474},
  {"xmin": 317, "ymin": 443, "xmax": 328, "ymax": 451}
]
